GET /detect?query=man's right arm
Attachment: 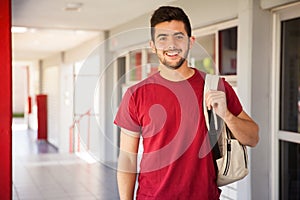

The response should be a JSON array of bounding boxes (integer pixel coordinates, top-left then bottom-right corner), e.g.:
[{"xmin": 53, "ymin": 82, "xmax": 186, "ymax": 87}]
[{"xmin": 117, "ymin": 128, "xmax": 140, "ymax": 200}]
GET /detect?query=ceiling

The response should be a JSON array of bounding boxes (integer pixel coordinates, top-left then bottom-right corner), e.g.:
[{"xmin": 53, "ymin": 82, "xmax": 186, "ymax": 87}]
[{"xmin": 12, "ymin": 0, "xmax": 176, "ymax": 61}]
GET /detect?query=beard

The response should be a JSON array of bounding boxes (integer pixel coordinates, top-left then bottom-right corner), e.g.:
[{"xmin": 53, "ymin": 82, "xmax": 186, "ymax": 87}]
[
  {"xmin": 158, "ymin": 49, "xmax": 189, "ymax": 70},
  {"xmin": 161, "ymin": 51, "xmax": 186, "ymax": 70}
]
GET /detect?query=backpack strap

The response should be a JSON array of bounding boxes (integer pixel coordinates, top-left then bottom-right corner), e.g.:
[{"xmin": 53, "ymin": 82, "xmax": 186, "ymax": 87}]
[
  {"xmin": 203, "ymin": 74, "xmax": 220, "ymax": 131},
  {"xmin": 203, "ymin": 74, "xmax": 222, "ymax": 161}
]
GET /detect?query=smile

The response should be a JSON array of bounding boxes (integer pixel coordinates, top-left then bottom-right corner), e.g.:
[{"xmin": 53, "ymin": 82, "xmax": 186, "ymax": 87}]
[{"xmin": 165, "ymin": 50, "xmax": 182, "ymax": 57}]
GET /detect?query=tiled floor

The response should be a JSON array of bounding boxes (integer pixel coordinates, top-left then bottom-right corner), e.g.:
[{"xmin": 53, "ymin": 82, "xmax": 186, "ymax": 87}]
[{"xmin": 12, "ymin": 118, "xmax": 119, "ymax": 200}]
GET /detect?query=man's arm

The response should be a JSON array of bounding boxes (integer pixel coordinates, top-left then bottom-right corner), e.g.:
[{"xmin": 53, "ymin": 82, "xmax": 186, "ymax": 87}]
[
  {"xmin": 117, "ymin": 128, "xmax": 140, "ymax": 200},
  {"xmin": 205, "ymin": 90, "xmax": 259, "ymax": 147},
  {"xmin": 223, "ymin": 110, "xmax": 259, "ymax": 147}
]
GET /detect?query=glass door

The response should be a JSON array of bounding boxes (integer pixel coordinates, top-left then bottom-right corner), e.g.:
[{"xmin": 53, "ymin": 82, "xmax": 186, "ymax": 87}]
[{"xmin": 279, "ymin": 17, "xmax": 300, "ymax": 200}]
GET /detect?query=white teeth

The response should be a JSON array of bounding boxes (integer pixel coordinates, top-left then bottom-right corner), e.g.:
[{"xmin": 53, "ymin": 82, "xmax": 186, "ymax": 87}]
[{"xmin": 166, "ymin": 52, "xmax": 178, "ymax": 56}]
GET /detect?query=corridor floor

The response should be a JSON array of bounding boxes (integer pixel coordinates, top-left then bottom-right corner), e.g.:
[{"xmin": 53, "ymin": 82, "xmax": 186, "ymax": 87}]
[{"xmin": 12, "ymin": 118, "xmax": 119, "ymax": 200}]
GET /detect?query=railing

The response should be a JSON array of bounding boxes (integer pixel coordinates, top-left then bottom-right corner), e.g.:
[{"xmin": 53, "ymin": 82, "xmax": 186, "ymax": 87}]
[{"xmin": 69, "ymin": 109, "xmax": 91, "ymax": 153}]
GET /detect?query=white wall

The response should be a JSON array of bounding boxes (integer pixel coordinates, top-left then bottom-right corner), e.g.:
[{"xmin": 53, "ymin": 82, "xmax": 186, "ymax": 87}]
[
  {"xmin": 12, "ymin": 61, "xmax": 39, "ymax": 130},
  {"xmin": 12, "ymin": 64, "xmax": 27, "ymax": 114},
  {"xmin": 171, "ymin": 0, "xmax": 239, "ymax": 28},
  {"xmin": 40, "ymin": 34, "xmax": 105, "ymax": 152},
  {"xmin": 237, "ymin": 0, "xmax": 273, "ymax": 200},
  {"xmin": 73, "ymin": 45, "xmax": 104, "ymax": 160},
  {"xmin": 59, "ymin": 63, "xmax": 73, "ymax": 153},
  {"xmin": 42, "ymin": 65, "xmax": 60, "ymax": 146},
  {"xmin": 64, "ymin": 35, "xmax": 104, "ymax": 63},
  {"xmin": 261, "ymin": 0, "xmax": 298, "ymax": 9},
  {"xmin": 109, "ymin": 0, "xmax": 239, "ymax": 52}
]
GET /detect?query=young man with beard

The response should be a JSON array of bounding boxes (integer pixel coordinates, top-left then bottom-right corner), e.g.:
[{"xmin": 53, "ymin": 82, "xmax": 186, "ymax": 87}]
[{"xmin": 114, "ymin": 6, "xmax": 259, "ymax": 200}]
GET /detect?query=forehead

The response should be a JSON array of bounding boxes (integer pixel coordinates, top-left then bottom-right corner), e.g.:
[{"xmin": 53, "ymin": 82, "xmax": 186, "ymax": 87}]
[{"xmin": 154, "ymin": 20, "xmax": 187, "ymax": 35}]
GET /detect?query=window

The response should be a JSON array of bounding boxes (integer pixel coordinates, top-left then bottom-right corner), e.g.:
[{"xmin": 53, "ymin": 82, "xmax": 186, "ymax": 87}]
[
  {"xmin": 279, "ymin": 141, "xmax": 300, "ymax": 200},
  {"xmin": 147, "ymin": 50, "xmax": 159, "ymax": 77},
  {"xmin": 193, "ymin": 34, "xmax": 216, "ymax": 74},
  {"xmin": 219, "ymin": 27, "xmax": 237, "ymax": 75},
  {"xmin": 280, "ymin": 17, "xmax": 300, "ymax": 133},
  {"xmin": 191, "ymin": 22, "xmax": 237, "ymax": 78},
  {"xmin": 129, "ymin": 50, "xmax": 142, "ymax": 82},
  {"xmin": 127, "ymin": 48, "xmax": 159, "ymax": 83}
]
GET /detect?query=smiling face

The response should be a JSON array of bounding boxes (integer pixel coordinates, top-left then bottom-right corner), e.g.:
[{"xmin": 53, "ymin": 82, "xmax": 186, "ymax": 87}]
[{"xmin": 150, "ymin": 20, "xmax": 193, "ymax": 70}]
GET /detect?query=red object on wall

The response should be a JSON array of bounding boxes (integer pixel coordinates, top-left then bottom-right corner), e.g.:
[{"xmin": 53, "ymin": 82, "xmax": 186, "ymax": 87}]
[
  {"xmin": 36, "ymin": 95, "xmax": 48, "ymax": 140},
  {"xmin": 28, "ymin": 96, "xmax": 32, "ymax": 114},
  {"xmin": 0, "ymin": 0, "xmax": 12, "ymax": 198}
]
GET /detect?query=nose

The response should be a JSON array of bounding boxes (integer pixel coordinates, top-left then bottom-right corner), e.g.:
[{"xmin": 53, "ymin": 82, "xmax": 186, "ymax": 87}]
[{"xmin": 167, "ymin": 36, "xmax": 176, "ymax": 50}]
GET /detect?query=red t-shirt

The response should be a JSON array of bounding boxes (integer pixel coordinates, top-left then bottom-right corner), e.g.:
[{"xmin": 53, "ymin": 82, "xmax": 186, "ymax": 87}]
[{"xmin": 114, "ymin": 69, "xmax": 242, "ymax": 200}]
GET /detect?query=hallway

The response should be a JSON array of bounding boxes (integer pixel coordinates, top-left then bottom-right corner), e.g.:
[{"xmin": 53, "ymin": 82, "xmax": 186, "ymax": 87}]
[{"xmin": 12, "ymin": 118, "xmax": 119, "ymax": 200}]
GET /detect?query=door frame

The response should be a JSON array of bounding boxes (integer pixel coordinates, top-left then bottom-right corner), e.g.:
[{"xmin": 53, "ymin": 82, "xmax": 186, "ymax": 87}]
[{"xmin": 271, "ymin": 2, "xmax": 300, "ymax": 200}]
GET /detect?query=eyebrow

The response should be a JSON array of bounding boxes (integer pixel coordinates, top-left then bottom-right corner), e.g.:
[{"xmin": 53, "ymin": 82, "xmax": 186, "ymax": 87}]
[
  {"xmin": 156, "ymin": 33, "xmax": 168, "ymax": 39},
  {"xmin": 173, "ymin": 32, "xmax": 185, "ymax": 36},
  {"xmin": 156, "ymin": 32, "xmax": 185, "ymax": 39}
]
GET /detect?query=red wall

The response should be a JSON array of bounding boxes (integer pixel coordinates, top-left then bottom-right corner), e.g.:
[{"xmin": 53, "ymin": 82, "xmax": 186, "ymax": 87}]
[{"xmin": 0, "ymin": 0, "xmax": 12, "ymax": 199}]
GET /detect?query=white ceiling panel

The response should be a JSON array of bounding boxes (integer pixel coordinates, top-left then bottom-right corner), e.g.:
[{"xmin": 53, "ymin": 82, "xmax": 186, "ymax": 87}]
[
  {"xmin": 12, "ymin": 0, "xmax": 176, "ymax": 30},
  {"xmin": 11, "ymin": 0, "xmax": 177, "ymax": 61}
]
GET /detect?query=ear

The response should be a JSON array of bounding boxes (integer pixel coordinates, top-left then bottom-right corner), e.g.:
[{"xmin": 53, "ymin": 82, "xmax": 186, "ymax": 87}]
[
  {"xmin": 149, "ymin": 40, "xmax": 156, "ymax": 53},
  {"xmin": 189, "ymin": 36, "xmax": 196, "ymax": 49}
]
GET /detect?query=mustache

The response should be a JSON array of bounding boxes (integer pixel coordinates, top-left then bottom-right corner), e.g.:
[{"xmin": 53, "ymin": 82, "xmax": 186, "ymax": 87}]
[{"xmin": 162, "ymin": 49, "xmax": 182, "ymax": 54}]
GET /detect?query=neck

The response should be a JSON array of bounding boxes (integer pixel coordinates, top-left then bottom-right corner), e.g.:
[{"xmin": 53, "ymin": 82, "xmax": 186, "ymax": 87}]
[{"xmin": 159, "ymin": 62, "xmax": 194, "ymax": 81}]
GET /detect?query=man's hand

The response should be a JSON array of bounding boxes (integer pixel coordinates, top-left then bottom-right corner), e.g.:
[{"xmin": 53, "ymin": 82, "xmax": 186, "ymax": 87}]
[
  {"xmin": 205, "ymin": 90, "xmax": 228, "ymax": 119},
  {"xmin": 205, "ymin": 90, "xmax": 259, "ymax": 147}
]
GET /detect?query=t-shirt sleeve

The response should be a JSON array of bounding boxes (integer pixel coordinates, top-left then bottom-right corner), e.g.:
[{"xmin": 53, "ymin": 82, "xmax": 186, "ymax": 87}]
[
  {"xmin": 221, "ymin": 79, "xmax": 243, "ymax": 116},
  {"xmin": 114, "ymin": 87, "xmax": 141, "ymax": 133}
]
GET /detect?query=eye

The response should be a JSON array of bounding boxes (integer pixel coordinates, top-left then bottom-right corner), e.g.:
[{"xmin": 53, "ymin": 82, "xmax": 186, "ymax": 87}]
[
  {"xmin": 175, "ymin": 35, "xmax": 184, "ymax": 40},
  {"xmin": 158, "ymin": 36, "xmax": 167, "ymax": 41}
]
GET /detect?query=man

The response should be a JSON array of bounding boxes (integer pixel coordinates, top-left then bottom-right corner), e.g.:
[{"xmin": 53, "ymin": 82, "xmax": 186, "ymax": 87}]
[{"xmin": 114, "ymin": 6, "xmax": 259, "ymax": 200}]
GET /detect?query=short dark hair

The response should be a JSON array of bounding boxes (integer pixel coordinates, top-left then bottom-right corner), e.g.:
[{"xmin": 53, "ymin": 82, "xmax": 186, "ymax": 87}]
[{"xmin": 150, "ymin": 6, "xmax": 192, "ymax": 41}]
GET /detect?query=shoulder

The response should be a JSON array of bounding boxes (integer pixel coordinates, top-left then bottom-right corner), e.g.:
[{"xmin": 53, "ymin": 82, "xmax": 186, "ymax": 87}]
[
  {"xmin": 190, "ymin": 68, "xmax": 206, "ymax": 78},
  {"xmin": 128, "ymin": 72, "xmax": 160, "ymax": 90},
  {"xmin": 196, "ymin": 69, "xmax": 207, "ymax": 78},
  {"xmin": 188, "ymin": 68, "xmax": 206, "ymax": 85},
  {"xmin": 124, "ymin": 72, "xmax": 161, "ymax": 98},
  {"xmin": 219, "ymin": 77, "xmax": 235, "ymax": 94}
]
